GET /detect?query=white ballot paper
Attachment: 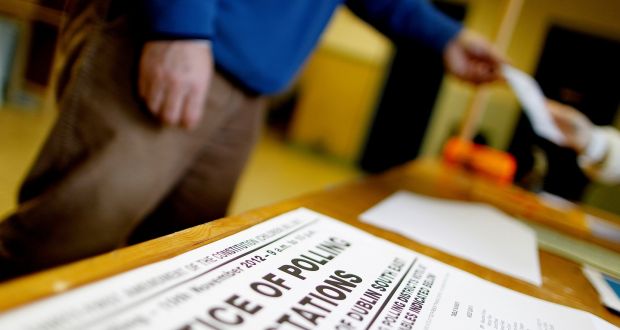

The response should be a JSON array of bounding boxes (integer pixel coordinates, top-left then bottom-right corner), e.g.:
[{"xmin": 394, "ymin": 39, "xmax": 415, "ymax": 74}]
[
  {"xmin": 1, "ymin": 208, "xmax": 616, "ymax": 330},
  {"xmin": 502, "ymin": 64, "xmax": 565, "ymax": 145},
  {"xmin": 360, "ymin": 191, "xmax": 542, "ymax": 286}
]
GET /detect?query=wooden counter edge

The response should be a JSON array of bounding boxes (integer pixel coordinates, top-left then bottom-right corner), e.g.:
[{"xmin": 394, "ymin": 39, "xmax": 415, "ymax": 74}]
[{"xmin": 0, "ymin": 199, "xmax": 307, "ymax": 312}]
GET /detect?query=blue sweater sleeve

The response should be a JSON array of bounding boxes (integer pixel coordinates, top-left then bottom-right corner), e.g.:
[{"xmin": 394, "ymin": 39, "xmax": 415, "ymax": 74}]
[
  {"xmin": 346, "ymin": 0, "xmax": 462, "ymax": 52},
  {"xmin": 141, "ymin": 0, "xmax": 217, "ymax": 39}
]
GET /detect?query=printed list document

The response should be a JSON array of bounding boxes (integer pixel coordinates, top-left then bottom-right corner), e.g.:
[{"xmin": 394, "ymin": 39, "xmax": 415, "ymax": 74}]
[
  {"xmin": 1, "ymin": 208, "xmax": 616, "ymax": 330},
  {"xmin": 360, "ymin": 191, "xmax": 542, "ymax": 286},
  {"xmin": 502, "ymin": 64, "xmax": 566, "ymax": 145}
]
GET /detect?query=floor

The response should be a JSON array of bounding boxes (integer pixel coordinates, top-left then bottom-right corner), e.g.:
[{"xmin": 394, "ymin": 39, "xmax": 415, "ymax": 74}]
[
  {"xmin": 0, "ymin": 106, "xmax": 361, "ymax": 219},
  {"xmin": 0, "ymin": 106, "xmax": 57, "ymax": 218},
  {"xmin": 229, "ymin": 130, "xmax": 362, "ymax": 215}
]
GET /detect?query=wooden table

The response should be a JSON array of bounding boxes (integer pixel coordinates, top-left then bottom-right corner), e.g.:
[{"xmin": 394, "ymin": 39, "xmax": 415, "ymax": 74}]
[{"xmin": 1, "ymin": 158, "xmax": 619, "ymax": 326}]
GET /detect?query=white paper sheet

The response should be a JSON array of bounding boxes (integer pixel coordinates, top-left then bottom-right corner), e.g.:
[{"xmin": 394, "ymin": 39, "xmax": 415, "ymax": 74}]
[
  {"xmin": 592, "ymin": 315, "xmax": 620, "ymax": 330},
  {"xmin": 0, "ymin": 208, "xmax": 616, "ymax": 330},
  {"xmin": 502, "ymin": 64, "xmax": 566, "ymax": 145},
  {"xmin": 583, "ymin": 265, "xmax": 620, "ymax": 314},
  {"xmin": 360, "ymin": 191, "xmax": 542, "ymax": 286}
]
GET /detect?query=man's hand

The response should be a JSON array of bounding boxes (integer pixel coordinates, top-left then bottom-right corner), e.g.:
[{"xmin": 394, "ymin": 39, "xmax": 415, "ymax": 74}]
[
  {"xmin": 443, "ymin": 30, "xmax": 504, "ymax": 85},
  {"xmin": 139, "ymin": 40, "xmax": 213, "ymax": 129},
  {"xmin": 546, "ymin": 100, "xmax": 593, "ymax": 153}
]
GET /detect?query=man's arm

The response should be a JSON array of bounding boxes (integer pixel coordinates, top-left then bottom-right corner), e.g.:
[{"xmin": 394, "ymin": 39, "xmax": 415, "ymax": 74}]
[
  {"xmin": 139, "ymin": 1, "xmax": 217, "ymax": 129},
  {"xmin": 346, "ymin": 0, "xmax": 503, "ymax": 84},
  {"xmin": 346, "ymin": 0, "xmax": 460, "ymax": 52}
]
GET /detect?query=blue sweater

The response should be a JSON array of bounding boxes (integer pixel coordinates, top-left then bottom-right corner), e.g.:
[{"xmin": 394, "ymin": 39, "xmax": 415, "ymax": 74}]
[{"xmin": 142, "ymin": 0, "xmax": 461, "ymax": 94}]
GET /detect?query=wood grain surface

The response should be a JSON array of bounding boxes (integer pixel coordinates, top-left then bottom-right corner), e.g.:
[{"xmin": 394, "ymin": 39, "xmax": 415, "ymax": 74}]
[{"xmin": 0, "ymin": 158, "xmax": 618, "ymax": 327}]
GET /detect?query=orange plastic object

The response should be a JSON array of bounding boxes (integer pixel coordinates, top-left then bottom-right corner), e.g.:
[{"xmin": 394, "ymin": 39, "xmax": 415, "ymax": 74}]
[
  {"xmin": 443, "ymin": 137, "xmax": 516, "ymax": 184},
  {"xmin": 443, "ymin": 138, "xmax": 475, "ymax": 165}
]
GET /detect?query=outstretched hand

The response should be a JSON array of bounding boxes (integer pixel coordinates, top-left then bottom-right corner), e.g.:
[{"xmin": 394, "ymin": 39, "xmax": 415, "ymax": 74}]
[
  {"xmin": 443, "ymin": 30, "xmax": 505, "ymax": 85},
  {"xmin": 546, "ymin": 100, "xmax": 593, "ymax": 153},
  {"xmin": 139, "ymin": 40, "xmax": 213, "ymax": 130}
]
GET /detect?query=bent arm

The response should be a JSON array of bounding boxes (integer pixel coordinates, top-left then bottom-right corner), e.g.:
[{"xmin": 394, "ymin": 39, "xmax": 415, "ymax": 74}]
[{"xmin": 346, "ymin": 0, "xmax": 462, "ymax": 52}]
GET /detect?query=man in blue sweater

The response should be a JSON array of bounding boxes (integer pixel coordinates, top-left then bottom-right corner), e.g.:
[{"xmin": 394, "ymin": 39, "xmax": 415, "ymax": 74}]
[{"xmin": 0, "ymin": 0, "xmax": 502, "ymax": 279}]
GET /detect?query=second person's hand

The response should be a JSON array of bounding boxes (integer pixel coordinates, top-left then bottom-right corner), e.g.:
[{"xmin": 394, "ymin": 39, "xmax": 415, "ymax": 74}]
[{"xmin": 546, "ymin": 100, "xmax": 594, "ymax": 153}]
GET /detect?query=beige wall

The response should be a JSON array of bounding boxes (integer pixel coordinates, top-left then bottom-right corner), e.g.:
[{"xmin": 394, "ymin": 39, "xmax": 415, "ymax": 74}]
[
  {"xmin": 422, "ymin": 0, "xmax": 620, "ymax": 156},
  {"xmin": 288, "ymin": 9, "xmax": 393, "ymax": 163}
]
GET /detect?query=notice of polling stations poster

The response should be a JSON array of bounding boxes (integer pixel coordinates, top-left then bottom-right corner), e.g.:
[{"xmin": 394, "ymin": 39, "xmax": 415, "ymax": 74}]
[{"xmin": 0, "ymin": 208, "xmax": 616, "ymax": 330}]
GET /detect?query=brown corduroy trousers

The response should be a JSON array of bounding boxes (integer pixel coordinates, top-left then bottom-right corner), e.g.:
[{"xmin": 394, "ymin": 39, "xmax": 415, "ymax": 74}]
[{"xmin": 0, "ymin": 2, "xmax": 265, "ymax": 279}]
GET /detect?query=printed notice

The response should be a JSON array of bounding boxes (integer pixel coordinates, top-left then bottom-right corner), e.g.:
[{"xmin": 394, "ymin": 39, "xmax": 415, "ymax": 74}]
[{"xmin": 0, "ymin": 208, "xmax": 616, "ymax": 330}]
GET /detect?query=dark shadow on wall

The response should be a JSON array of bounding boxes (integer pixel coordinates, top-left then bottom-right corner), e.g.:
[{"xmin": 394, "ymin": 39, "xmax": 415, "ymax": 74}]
[{"xmin": 359, "ymin": 1, "xmax": 467, "ymax": 173}]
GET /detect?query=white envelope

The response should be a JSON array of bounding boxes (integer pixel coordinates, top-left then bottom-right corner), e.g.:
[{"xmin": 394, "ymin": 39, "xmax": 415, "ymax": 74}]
[{"xmin": 502, "ymin": 65, "xmax": 566, "ymax": 145}]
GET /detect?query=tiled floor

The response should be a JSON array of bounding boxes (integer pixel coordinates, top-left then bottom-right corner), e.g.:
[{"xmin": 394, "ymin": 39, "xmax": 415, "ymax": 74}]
[{"xmin": 0, "ymin": 106, "xmax": 361, "ymax": 219}]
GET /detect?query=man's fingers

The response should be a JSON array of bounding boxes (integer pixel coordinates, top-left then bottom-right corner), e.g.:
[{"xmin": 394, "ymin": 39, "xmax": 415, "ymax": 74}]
[
  {"xmin": 181, "ymin": 89, "xmax": 207, "ymax": 129},
  {"xmin": 459, "ymin": 60, "xmax": 485, "ymax": 85},
  {"xmin": 146, "ymin": 82, "xmax": 165, "ymax": 116},
  {"xmin": 467, "ymin": 56, "xmax": 503, "ymax": 84},
  {"xmin": 471, "ymin": 62, "xmax": 486, "ymax": 82},
  {"xmin": 138, "ymin": 40, "xmax": 213, "ymax": 128},
  {"xmin": 475, "ymin": 62, "xmax": 498, "ymax": 83},
  {"xmin": 161, "ymin": 86, "xmax": 185, "ymax": 126},
  {"xmin": 444, "ymin": 29, "xmax": 507, "ymax": 85},
  {"xmin": 462, "ymin": 39, "xmax": 504, "ymax": 83}
]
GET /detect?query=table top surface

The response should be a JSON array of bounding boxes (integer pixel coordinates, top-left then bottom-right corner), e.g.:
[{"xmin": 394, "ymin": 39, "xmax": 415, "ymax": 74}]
[{"xmin": 1, "ymin": 158, "xmax": 619, "ymax": 326}]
